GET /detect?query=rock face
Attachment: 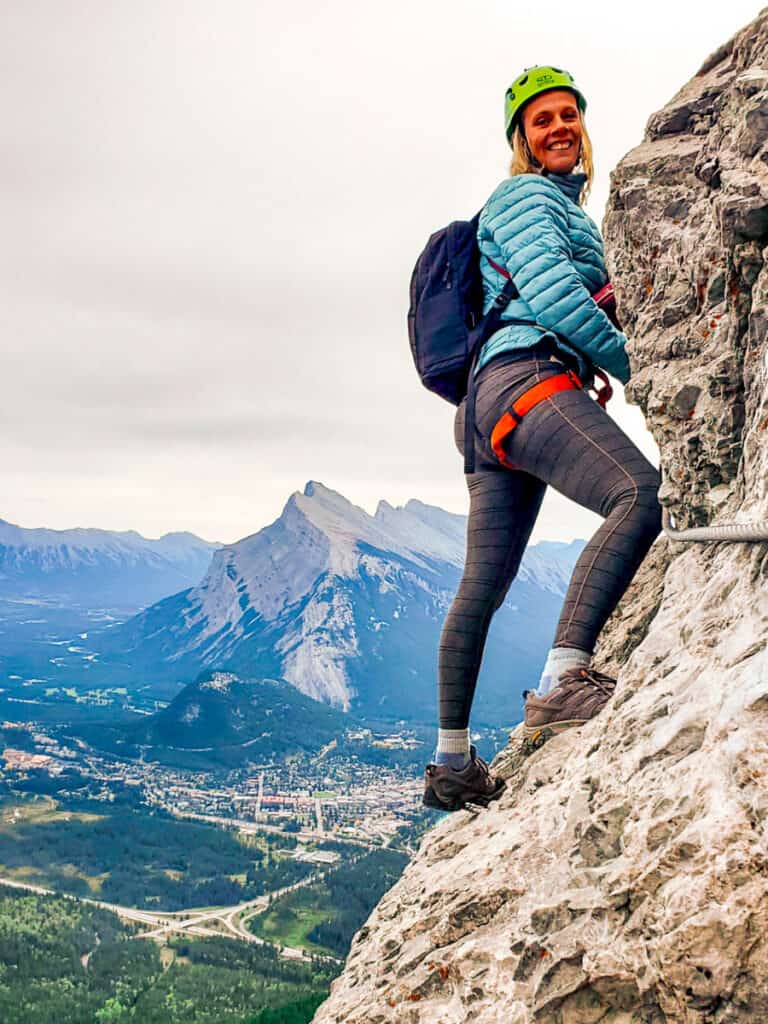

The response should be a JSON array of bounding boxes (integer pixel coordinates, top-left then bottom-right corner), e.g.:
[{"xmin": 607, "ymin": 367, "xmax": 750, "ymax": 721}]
[
  {"xmin": 605, "ymin": 15, "xmax": 768, "ymax": 532},
  {"xmin": 313, "ymin": 12, "xmax": 768, "ymax": 1023}
]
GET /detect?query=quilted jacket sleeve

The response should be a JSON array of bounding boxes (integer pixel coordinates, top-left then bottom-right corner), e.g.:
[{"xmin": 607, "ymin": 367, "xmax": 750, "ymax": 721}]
[{"xmin": 482, "ymin": 176, "xmax": 631, "ymax": 385}]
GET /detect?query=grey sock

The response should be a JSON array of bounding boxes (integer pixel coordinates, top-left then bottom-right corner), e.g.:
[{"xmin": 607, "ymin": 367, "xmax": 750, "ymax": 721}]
[
  {"xmin": 535, "ymin": 646, "xmax": 591, "ymax": 698},
  {"xmin": 435, "ymin": 726, "xmax": 471, "ymax": 767},
  {"xmin": 434, "ymin": 750, "xmax": 471, "ymax": 770}
]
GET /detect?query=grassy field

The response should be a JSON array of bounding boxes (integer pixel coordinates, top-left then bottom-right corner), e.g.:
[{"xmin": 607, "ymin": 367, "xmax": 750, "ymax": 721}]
[
  {"xmin": 0, "ymin": 795, "xmax": 103, "ymax": 827},
  {"xmin": 0, "ymin": 859, "xmax": 108, "ymax": 894},
  {"xmin": 0, "ymin": 797, "xmax": 119, "ymax": 897},
  {"xmin": 248, "ymin": 848, "xmax": 409, "ymax": 960},
  {"xmin": 248, "ymin": 889, "xmax": 337, "ymax": 957}
]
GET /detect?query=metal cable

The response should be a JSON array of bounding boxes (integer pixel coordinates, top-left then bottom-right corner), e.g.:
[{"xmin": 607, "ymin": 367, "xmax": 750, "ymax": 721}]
[{"xmin": 662, "ymin": 505, "xmax": 768, "ymax": 543}]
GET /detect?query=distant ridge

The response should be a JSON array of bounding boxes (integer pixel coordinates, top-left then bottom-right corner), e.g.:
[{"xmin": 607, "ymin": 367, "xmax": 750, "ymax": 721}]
[{"xmin": 0, "ymin": 517, "xmax": 219, "ymax": 611}]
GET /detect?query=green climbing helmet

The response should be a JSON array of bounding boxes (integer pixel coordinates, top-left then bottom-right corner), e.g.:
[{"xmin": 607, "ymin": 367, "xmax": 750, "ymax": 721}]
[{"xmin": 504, "ymin": 65, "xmax": 587, "ymax": 142}]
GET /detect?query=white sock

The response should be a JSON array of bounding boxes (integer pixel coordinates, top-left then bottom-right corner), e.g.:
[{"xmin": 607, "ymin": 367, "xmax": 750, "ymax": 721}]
[
  {"xmin": 534, "ymin": 646, "xmax": 591, "ymax": 698},
  {"xmin": 434, "ymin": 727, "xmax": 471, "ymax": 767}
]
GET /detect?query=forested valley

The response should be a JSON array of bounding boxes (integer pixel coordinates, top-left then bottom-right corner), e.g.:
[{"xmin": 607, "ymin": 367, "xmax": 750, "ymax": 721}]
[
  {"xmin": 0, "ymin": 886, "xmax": 334, "ymax": 1024},
  {"xmin": 0, "ymin": 794, "xmax": 314, "ymax": 910}
]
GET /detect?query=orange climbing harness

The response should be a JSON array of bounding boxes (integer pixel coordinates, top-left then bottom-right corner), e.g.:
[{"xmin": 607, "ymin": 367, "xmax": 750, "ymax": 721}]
[{"xmin": 490, "ymin": 368, "xmax": 613, "ymax": 470}]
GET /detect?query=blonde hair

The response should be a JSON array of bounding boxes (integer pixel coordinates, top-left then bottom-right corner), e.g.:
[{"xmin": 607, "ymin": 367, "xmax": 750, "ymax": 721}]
[{"xmin": 508, "ymin": 113, "xmax": 594, "ymax": 206}]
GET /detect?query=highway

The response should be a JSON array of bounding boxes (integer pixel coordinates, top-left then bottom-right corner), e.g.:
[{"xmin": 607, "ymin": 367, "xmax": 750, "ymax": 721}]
[{"xmin": 0, "ymin": 872, "xmax": 341, "ymax": 963}]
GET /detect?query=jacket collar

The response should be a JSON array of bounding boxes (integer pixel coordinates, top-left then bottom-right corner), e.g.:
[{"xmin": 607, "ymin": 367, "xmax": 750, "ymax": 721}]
[{"xmin": 542, "ymin": 168, "xmax": 587, "ymax": 203}]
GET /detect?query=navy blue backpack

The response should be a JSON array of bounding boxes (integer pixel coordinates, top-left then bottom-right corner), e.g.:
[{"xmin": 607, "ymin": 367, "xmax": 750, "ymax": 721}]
[{"xmin": 407, "ymin": 212, "xmax": 530, "ymax": 473}]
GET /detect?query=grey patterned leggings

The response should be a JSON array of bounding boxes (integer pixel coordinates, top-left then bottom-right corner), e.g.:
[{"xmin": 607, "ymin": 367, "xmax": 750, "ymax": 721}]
[{"xmin": 438, "ymin": 348, "xmax": 662, "ymax": 731}]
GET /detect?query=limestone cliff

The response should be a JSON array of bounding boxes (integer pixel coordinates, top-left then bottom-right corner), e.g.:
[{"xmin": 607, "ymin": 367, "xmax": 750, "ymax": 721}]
[{"xmin": 314, "ymin": 11, "xmax": 768, "ymax": 1023}]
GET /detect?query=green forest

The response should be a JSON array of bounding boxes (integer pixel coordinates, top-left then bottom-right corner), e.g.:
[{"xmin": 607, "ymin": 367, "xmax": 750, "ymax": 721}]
[
  {"xmin": 250, "ymin": 848, "xmax": 408, "ymax": 957},
  {"xmin": 0, "ymin": 797, "xmax": 314, "ymax": 910},
  {"xmin": 0, "ymin": 757, "xmax": 428, "ymax": 1022},
  {"xmin": 0, "ymin": 886, "xmax": 333, "ymax": 1024},
  {"xmin": 245, "ymin": 995, "xmax": 327, "ymax": 1024}
]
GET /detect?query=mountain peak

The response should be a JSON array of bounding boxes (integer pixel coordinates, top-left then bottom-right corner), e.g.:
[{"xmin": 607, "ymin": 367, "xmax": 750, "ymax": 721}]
[
  {"xmin": 375, "ymin": 499, "xmax": 396, "ymax": 518},
  {"xmin": 302, "ymin": 480, "xmax": 342, "ymax": 501},
  {"xmin": 287, "ymin": 482, "xmax": 366, "ymax": 530}
]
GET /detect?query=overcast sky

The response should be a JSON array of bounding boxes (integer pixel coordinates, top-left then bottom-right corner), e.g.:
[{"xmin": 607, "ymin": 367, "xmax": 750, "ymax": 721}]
[{"xmin": 2, "ymin": 2, "xmax": 762, "ymax": 543}]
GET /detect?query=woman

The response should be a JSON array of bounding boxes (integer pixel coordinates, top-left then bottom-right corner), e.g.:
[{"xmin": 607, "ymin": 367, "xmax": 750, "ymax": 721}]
[{"xmin": 423, "ymin": 66, "xmax": 662, "ymax": 812}]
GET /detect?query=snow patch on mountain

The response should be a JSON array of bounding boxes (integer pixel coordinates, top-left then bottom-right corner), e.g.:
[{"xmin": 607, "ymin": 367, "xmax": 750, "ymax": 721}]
[{"xmin": 373, "ymin": 498, "xmax": 466, "ymax": 568}]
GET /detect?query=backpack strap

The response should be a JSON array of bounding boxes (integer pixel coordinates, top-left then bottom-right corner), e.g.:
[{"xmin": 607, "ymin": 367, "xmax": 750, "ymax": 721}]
[
  {"xmin": 463, "ymin": 275, "xmax": 522, "ymax": 474},
  {"xmin": 488, "ymin": 257, "xmax": 511, "ymax": 280}
]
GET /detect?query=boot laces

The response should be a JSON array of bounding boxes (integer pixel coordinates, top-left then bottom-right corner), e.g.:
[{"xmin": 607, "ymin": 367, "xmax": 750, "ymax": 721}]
[
  {"xmin": 560, "ymin": 666, "xmax": 617, "ymax": 698},
  {"xmin": 584, "ymin": 668, "xmax": 617, "ymax": 695}
]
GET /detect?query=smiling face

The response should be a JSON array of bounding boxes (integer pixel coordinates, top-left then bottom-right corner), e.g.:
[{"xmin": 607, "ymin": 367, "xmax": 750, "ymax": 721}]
[{"xmin": 521, "ymin": 89, "xmax": 583, "ymax": 174}]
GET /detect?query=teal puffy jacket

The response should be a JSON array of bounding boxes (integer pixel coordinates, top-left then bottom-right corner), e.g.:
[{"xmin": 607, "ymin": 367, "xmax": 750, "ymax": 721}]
[{"xmin": 476, "ymin": 170, "xmax": 631, "ymax": 385}]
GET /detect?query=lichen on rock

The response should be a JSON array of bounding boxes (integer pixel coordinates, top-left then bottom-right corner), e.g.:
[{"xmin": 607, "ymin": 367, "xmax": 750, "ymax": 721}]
[{"xmin": 313, "ymin": 11, "xmax": 768, "ymax": 1022}]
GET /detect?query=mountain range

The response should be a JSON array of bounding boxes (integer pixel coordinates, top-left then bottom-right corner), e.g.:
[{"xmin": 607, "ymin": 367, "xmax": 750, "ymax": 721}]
[
  {"xmin": 93, "ymin": 482, "xmax": 585, "ymax": 726},
  {"xmin": 0, "ymin": 519, "xmax": 219, "ymax": 611}
]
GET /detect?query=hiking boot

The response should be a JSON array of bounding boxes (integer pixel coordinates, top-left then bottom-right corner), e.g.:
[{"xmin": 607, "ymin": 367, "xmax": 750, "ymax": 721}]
[
  {"xmin": 521, "ymin": 667, "xmax": 616, "ymax": 753},
  {"xmin": 423, "ymin": 745, "xmax": 505, "ymax": 812}
]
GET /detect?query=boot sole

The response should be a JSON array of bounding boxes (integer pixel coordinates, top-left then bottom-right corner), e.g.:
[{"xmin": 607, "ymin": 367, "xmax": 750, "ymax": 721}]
[
  {"xmin": 522, "ymin": 718, "xmax": 587, "ymax": 738},
  {"xmin": 520, "ymin": 721, "xmax": 586, "ymax": 757},
  {"xmin": 422, "ymin": 779, "xmax": 506, "ymax": 813}
]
